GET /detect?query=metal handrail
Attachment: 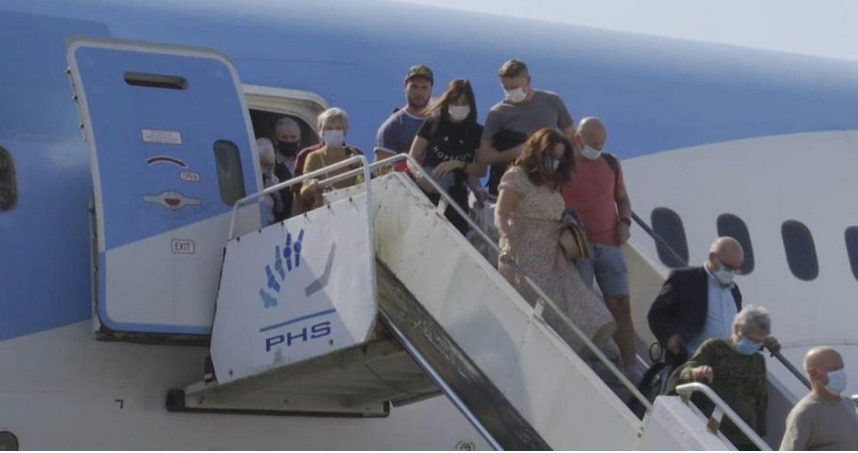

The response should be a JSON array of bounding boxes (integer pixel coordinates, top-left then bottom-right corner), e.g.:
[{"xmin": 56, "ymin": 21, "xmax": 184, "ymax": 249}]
[
  {"xmin": 630, "ymin": 211, "xmax": 687, "ymax": 267},
  {"xmin": 770, "ymin": 350, "xmax": 812, "ymax": 389},
  {"xmin": 227, "ymin": 155, "xmax": 370, "ymax": 240},
  {"xmin": 675, "ymin": 383, "xmax": 772, "ymax": 451},
  {"xmin": 330, "ymin": 153, "xmax": 653, "ymax": 411}
]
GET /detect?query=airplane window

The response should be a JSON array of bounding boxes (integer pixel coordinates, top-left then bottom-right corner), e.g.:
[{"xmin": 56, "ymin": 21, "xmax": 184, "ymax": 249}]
[
  {"xmin": 717, "ymin": 214, "xmax": 755, "ymax": 274},
  {"xmin": 846, "ymin": 227, "xmax": 858, "ymax": 281},
  {"xmin": 213, "ymin": 140, "xmax": 246, "ymax": 206},
  {"xmin": 651, "ymin": 207, "xmax": 689, "ymax": 268},
  {"xmin": 781, "ymin": 220, "xmax": 818, "ymax": 281},
  {"xmin": 0, "ymin": 147, "xmax": 17, "ymax": 211}
]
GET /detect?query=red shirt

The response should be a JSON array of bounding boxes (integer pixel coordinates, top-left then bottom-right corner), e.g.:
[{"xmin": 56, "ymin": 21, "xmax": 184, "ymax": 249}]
[{"xmin": 561, "ymin": 152, "xmax": 626, "ymax": 246}]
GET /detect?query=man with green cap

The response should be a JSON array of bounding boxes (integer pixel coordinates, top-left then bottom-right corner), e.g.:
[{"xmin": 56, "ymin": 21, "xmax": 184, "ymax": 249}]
[{"xmin": 374, "ymin": 65, "xmax": 434, "ymax": 166}]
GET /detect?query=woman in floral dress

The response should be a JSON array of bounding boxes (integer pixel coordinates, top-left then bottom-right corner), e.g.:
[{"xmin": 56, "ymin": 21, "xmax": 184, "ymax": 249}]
[{"xmin": 495, "ymin": 128, "xmax": 616, "ymax": 354}]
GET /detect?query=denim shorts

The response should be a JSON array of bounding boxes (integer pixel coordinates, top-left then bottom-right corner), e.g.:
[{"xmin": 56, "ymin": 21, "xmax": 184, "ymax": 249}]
[{"xmin": 575, "ymin": 244, "xmax": 630, "ymax": 298}]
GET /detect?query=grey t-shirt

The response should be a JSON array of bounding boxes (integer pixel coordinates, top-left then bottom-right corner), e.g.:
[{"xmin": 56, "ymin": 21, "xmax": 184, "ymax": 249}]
[
  {"xmin": 780, "ymin": 393, "xmax": 858, "ymax": 451},
  {"xmin": 374, "ymin": 108, "xmax": 426, "ymax": 155},
  {"xmin": 481, "ymin": 89, "xmax": 573, "ymax": 142}
]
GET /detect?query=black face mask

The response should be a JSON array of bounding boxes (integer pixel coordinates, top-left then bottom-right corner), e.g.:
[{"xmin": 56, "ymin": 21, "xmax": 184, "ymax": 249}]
[{"xmin": 276, "ymin": 141, "xmax": 299, "ymax": 157}]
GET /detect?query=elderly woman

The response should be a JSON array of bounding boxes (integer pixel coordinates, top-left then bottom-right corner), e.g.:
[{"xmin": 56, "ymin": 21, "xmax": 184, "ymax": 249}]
[
  {"xmin": 299, "ymin": 108, "xmax": 364, "ymax": 211},
  {"xmin": 666, "ymin": 305, "xmax": 773, "ymax": 450},
  {"xmin": 495, "ymin": 128, "xmax": 616, "ymax": 356}
]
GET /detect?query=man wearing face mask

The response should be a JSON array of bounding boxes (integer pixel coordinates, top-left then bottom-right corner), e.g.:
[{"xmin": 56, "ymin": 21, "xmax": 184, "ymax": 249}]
[
  {"xmin": 781, "ymin": 346, "xmax": 858, "ymax": 450},
  {"xmin": 270, "ymin": 117, "xmax": 302, "ymax": 220},
  {"xmin": 477, "ymin": 59, "xmax": 574, "ymax": 194},
  {"xmin": 648, "ymin": 237, "xmax": 781, "ymax": 365},
  {"xmin": 562, "ymin": 117, "xmax": 637, "ymax": 376}
]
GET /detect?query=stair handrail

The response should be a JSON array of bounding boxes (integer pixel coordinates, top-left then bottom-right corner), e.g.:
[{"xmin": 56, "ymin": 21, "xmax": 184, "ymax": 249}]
[
  {"xmin": 769, "ymin": 350, "xmax": 812, "ymax": 390},
  {"xmin": 320, "ymin": 153, "xmax": 654, "ymax": 412},
  {"xmin": 675, "ymin": 382, "xmax": 772, "ymax": 451},
  {"xmin": 227, "ymin": 155, "xmax": 370, "ymax": 240},
  {"xmin": 630, "ymin": 211, "xmax": 688, "ymax": 268}
]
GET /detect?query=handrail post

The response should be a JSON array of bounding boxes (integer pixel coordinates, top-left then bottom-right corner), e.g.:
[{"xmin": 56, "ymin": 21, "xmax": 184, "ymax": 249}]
[
  {"xmin": 675, "ymin": 383, "xmax": 772, "ymax": 451},
  {"xmin": 227, "ymin": 155, "xmax": 369, "ymax": 240}
]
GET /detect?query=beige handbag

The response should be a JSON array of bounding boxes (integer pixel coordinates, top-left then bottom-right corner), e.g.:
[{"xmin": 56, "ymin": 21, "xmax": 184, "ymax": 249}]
[{"xmin": 558, "ymin": 209, "xmax": 591, "ymax": 260}]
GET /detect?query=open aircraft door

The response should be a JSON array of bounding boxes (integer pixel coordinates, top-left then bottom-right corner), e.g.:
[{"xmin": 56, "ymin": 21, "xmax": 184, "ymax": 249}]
[{"xmin": 67, "ymin": 38, "xmax": 261, "ymax": 339}]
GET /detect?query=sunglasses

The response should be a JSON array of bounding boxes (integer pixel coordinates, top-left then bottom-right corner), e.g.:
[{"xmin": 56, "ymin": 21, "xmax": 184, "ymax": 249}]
[{"xmin": 715, "ymin": 255, "xmax": 741, "ymax": 272}]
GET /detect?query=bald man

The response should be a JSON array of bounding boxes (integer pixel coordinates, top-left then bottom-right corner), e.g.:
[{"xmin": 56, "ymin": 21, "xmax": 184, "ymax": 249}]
[
  {"xmin": 562, "ymin": 117, "xmax": 637, "ymax": 374},
  {"xmin": 649, "ymin": 237, "xmax": 778, "ymax": 363},
  {"xmin": 781, "ymin": 347, "xmax": 858, "ymax": 450}
]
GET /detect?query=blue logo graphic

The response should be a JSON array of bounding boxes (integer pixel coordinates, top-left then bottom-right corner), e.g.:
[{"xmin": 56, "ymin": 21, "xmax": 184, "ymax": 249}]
[{"xmin": 259, "ymin": 229, "xmax": 305, "ymax": 308}]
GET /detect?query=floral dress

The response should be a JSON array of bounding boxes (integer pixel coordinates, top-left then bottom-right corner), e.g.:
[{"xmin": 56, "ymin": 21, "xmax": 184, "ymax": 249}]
[{"xmin": 497, "ymin": 166, "xmax": 616, "ymax": 353}]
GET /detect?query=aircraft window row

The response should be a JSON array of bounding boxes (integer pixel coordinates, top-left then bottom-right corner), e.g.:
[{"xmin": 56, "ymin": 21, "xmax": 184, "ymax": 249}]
[
  {"xmin": 649, "ymin": 208, "xmax": 836, "ymax": 282},
  {"xmin": 781, "ymin": 220, "xmax": 819, "ymax": 281},
  {"xmin": 0, "ymin": 147, "xmax": 16, "ymax": 212},
  {"xmin": 845, "ymin": 227, "xmax": 858, "ymax": 281},
  {"xmin": 213, "ymin": 140, "xmax": 246, "ymax": 206},
  {"xmin": 716, "ymin": 214, "xmax": 755, "ymax": 275}
]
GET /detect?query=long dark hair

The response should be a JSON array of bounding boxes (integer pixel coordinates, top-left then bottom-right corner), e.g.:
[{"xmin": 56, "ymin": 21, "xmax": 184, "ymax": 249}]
[
  {"xmin": 515, "ymin": 128, "xmax": 575, "ymax": 189},
  {"xmin": 422, "ymin": 79, "xmax": 478, "ymax": 128}
]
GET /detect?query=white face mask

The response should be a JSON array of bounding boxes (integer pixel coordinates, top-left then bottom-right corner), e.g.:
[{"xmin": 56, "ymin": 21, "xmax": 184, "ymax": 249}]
[
  {"xmin": 581, "ymin": 145, "xmax": 602, "ymax": 160},
  {"xmin": 825, "ymin": 369, "xmax": 848, "ymax": 395},
  {"xmin": 448, "ymin": 105, "xmax": 470, "ymax": 121},
  {"xmin": 713, "ymin": 267, "xmax": 736, "ymax": 286},
  {"xmin": 323, "ymin": 130, "xmax": 345, "ymax": 148},
  {"xmin": 504, "ymin": 87, "xmax": 527, "ymax": 103}
]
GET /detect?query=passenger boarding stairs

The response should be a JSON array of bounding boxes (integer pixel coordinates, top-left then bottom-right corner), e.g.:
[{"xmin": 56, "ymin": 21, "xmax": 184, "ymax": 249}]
[{"xmin": 168, "ymin": 155, "xmax": 777, "ymax": 450}]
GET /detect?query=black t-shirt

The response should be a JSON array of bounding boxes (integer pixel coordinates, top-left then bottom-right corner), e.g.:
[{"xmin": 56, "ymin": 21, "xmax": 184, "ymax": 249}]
[{"xmin": 417, "ymin": 118, "xmax": 483, "ymax": 172}]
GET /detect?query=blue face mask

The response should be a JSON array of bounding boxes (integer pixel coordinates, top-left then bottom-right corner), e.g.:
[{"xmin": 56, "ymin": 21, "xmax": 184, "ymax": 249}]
[
  {"xmin": 736, "ymin": 337, "xmax": 763, "ymax": 355},
  {"xmin": 825, "ymin": 369, "xmax": 848, "ymax": 395}
]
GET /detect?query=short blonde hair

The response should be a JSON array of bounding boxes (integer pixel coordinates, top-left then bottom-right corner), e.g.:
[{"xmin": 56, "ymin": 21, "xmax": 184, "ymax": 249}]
[{"xmin": 317, "ymin": 107, "xmax": 350, "ymax": 132}]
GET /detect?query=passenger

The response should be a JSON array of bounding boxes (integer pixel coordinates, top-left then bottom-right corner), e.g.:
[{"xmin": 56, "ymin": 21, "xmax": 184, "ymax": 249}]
[
  {"xmin": 780, "ymin": 346, "xmax": 858, "ymax": 450},
  {"xmin": 256, "ymin": 138, "xmax": 282, "ymax": 224},
  {"xmin": 666, "ymin": 305, "xmax": 773, "ymax": 451},
  {"xmin": 299, "ymin": 108, "xmax": 364, "ymax": 211},
  {"xmin": 270, "ymin": 117, "xmax": 302, "ymax": 220},
  {"xmin": 407, "ymin": 79, "xmax": 488, "ymax": 235},
  {"xmin": 290, "ymin": 141, "xmax": 323, "ymax": 216},
  {"xmin": 495, "ymin": 128, "xmax": 615, "ymax": 354},
  {"xmin": 374, "ymin": 65, "xmax": 433, "ymax": 171},
  {"xmin": 648, "ymin": 237, "xmax": 780, "ymax": 364},
  {"xmin": 477, "ymin": 59, "xmax": 575, "ymax": 195},
  {"xmin": 562, "ymin": 117, "xmax": 637, "ymax": 377}
]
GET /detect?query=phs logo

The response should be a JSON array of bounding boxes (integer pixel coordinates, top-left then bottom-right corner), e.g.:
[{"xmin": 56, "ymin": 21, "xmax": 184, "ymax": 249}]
[{"xmin": 258, "ymin": 229, "xmax": 304, "ymax": 309}]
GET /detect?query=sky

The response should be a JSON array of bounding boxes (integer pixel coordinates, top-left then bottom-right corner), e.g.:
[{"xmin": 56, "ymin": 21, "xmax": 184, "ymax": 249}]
[{"xmin": 400, "ymin": 0, "xmax": 858, "ymax": 62}]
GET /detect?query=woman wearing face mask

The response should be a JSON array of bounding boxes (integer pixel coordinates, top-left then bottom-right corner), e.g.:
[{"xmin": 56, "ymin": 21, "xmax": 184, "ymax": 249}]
[
  {"xmin": 495, "ymin": 128, "xmax": 616, "ymax": 356},
  {"xmin": 299, "ymin": 108, "xmax": 364, "ymax": 211},
  {"xmin": 667, "ymin": 305, "xmax": 774, "ymax": 450},
  {"xmin": 408, "ymin": 79, "xmax": 488, "ymax": 235}
]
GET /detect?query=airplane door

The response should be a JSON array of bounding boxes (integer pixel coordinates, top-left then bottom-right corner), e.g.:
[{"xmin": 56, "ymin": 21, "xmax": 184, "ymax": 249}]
[{"xmin": 67, "ymin": 38, "xmax": 261, "ymax": 338}]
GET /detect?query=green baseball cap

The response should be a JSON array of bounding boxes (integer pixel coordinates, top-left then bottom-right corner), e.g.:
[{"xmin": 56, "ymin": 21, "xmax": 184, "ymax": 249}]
[{"xmin": 405, "ymin": 65, "xmax": 434, "ymax": 84}]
